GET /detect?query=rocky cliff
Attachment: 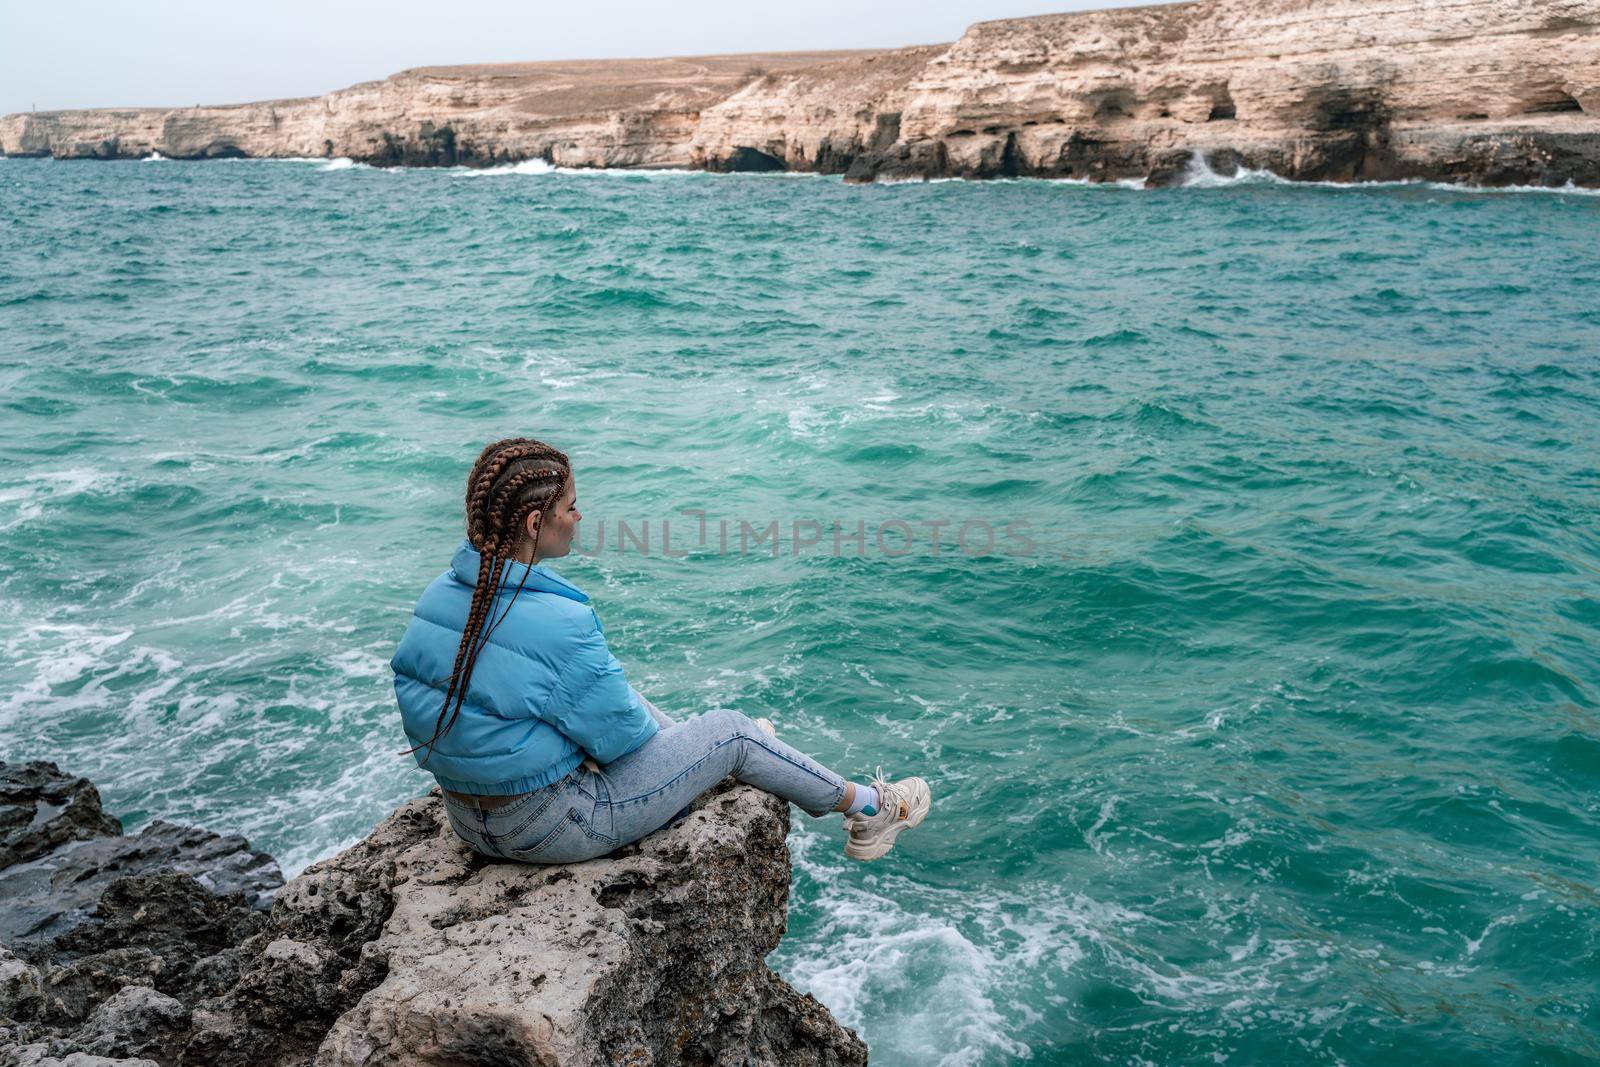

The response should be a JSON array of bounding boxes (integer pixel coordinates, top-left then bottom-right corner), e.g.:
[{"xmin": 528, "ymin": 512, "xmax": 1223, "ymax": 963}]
[
  {"xmin": 0, "ymin": 762, "xmax": 864, "ymax": 1067},
  {"xmin": 2, "ymin": 0, "xmax": 1598, "ymax": 186}
]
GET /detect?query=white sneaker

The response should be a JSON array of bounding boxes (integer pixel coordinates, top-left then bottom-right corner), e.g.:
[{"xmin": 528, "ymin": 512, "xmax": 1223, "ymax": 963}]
[
  {"xmin": 844, "ymin": 769, "xmax": 931, "ymax": 861},
  {"xmin": 753, "ymin": 717, "xmax": 776, "ymax": 738}
]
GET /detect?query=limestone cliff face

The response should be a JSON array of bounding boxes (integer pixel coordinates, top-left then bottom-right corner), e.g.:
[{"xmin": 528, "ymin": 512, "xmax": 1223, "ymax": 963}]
[
  {"xmin": 0, "ymin": 51, "xmax": 918, "ymax": 172},
  {"xmin": 0, "ymin": 762, "xmax": 865, "ymax": 1067},
  {"xmin": 848, "ymin": 0, "xmax": 1600, "ymax": 184},
  {"xmin": 3, "ymin": 0, "xmax": 1598, "ymax": 186}
]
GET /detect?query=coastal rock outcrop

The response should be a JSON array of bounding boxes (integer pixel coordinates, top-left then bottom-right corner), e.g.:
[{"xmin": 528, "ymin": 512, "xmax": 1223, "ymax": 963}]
[
  {"xmin": 0, "ymin": 761, "xmax": 283, "ymax": 1062},
  {"xmin": 0, "ymin": 761, "xmax": 864, "ymax": 1067},
  {"xmin": 2, "ymin": 0, "xmax": 1598, "ymax": 187},
  {"xmin": 843, "ymin": 0, "xmax": 1600, "ymax": 186}
]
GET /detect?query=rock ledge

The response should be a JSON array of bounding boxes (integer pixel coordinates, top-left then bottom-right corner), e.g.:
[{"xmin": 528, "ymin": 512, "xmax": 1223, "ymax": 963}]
[{"xmin": 0, "ymin": 761, "xmax": 864, "ymax": 1066}]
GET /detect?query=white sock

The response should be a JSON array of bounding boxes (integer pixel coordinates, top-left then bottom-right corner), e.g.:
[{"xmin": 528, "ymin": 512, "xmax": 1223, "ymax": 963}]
[{"xmin": 844, "ymin": 784, "xmax": 879, "ymax": 817}]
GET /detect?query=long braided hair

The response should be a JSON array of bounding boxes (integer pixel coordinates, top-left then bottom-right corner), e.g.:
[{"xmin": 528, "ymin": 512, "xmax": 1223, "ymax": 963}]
[{"xmin": 403, "ymin": 437, "xmax": 572, "ymax": 763}]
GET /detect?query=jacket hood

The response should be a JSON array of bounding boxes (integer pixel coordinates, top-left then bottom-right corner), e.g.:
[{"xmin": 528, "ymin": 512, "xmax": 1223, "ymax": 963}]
[{"xmin": 449, "ymin": 539, "xmax": 589, "ymax": 603}]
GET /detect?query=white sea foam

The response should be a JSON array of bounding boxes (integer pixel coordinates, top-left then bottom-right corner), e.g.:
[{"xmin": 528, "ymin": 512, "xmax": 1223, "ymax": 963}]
[
  {"xmin": 1035, "ymin": 175, "xmax": 1147, "ymax": 190},
  {"xmin": 1429, "ymin": 178, "xmax": 1600, "ymax": 196},
  {"xmin": 1083, "ymin": 795, "xmax": 1119, "ymax": 853},
  {"xmin": 456, "ymin": 158, "xmax": 556, "ymax": 177},
  {"xmin": 779, "ymin": 827, "xmax": 1034, "ymax": 1066},
  {"xmin": 1176, "ymin": 151, "xmax": 1600, "ymax": 196},
  {"xmin": 553, "ymin": 165, "xmax": 821, "ymax": 180},
  {"xmin": 451, "ymin": 160, "xmax": 766, "ymax": 179},
  {"xmin": 1176, "ymin": 154, "xmax": 1295, "ymax": 189},
  {"xmin": 143, "ymin": 151, "xmax": 167, "ymax": 162},
  {"xmin": 1465, "ymin": 912, "xmax": 1518, "ymax": 956},
  {"xmin": 317, "ymin": 157, "xmax": 364, "ymax": 172},
  {"xmin": 554, "ymin": 165, "xmax": 703, "ymax": 178},
  {"xmin": 3, "ymin": 467, "xmax": 114, "ymax": 498},
  {"xmin": 0, "ymin": 468, "xmax": 118, "ymax": 531},
  {"xmin": 0, "ymin": 614, "xmax": 182, "ymax": 728},
  {"xmin": 562, "ymin": 163, "xmax": 806, "ymax": 180},
  {"xmin": 212, "ymin": 156, "xmax": 345, "ymax": 165}
]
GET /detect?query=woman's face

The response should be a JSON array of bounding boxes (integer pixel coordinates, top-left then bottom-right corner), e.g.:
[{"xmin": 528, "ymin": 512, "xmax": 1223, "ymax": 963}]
[{"xmin": 528, "ymin": 474, "xmax": 581, "ymax": 562}]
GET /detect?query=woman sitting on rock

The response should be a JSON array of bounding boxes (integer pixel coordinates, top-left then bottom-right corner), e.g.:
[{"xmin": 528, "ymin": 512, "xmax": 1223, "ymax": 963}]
[{"xmin": 391, "ymin": 436, "xmax": 931, "ymax": 865}]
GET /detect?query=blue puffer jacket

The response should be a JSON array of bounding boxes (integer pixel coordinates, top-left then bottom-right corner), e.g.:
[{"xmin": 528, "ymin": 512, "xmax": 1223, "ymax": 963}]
[{"xmin": 390, "ymin": 540, "xmax": 659, "ymax": 795}]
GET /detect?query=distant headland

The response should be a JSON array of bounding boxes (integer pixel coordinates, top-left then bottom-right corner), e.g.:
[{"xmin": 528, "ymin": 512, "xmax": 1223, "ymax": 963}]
[{"xmin": 3, "ymin": 0, "xmax": 1597, "ymax": 187}]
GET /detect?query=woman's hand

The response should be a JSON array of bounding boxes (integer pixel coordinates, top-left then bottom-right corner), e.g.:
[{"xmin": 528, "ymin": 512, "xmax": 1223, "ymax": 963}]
[{"xmin": 582, "ymin": 756, "xmax": 602, "ymax": 774}]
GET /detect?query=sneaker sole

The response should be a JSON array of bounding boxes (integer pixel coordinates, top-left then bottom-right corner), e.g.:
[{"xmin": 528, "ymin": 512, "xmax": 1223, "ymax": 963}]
[{"xmin": 844, "ymin": 780, "xmax": 930, "ymax": 861}]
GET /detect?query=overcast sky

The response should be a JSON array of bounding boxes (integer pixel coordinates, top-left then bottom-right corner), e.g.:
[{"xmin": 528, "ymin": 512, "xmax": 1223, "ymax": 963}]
[{"xmin": 1, "ymin": 0, "xmax": 1170, "ymax": 115}]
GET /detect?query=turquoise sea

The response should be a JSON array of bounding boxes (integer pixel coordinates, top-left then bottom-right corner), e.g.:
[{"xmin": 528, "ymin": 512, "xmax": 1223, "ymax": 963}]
[{"xmin": 2, "ymin": 156, "xmax": 1598, "ymax": 1065}]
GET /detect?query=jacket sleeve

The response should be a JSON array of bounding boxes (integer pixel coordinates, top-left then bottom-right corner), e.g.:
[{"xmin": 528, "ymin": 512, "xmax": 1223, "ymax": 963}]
[{"xmin": 543, "ymin": 618, "xmax": 659, "ymax": 763}]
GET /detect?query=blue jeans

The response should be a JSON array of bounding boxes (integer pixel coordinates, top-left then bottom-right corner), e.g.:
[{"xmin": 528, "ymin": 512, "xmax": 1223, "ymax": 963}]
[{"xmin": 440, "ymin": 698, "xmax": 848, "ymax": 864}]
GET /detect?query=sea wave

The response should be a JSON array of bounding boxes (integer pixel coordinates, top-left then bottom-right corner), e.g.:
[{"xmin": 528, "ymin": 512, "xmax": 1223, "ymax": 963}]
[
  {"xmin": 454, "ymin": 158, "xmax": 556, "ymax": 177},
  {"xmin": 1176, "ymin": 151, "xmax": 1600, "ymax": 195}
]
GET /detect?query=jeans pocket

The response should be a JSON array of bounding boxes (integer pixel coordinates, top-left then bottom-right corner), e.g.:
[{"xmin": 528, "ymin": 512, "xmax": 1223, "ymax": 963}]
[
  {"xmin": 503, "ymin": 809, "xmax": 579, "ymax": 862},
  {"xmin": 567, "ymin": 801, "xmax": 617, "ymax": 847},
  {"xmin": 505, "ymin": 804, "xmax": 618, "ymax": 864}
]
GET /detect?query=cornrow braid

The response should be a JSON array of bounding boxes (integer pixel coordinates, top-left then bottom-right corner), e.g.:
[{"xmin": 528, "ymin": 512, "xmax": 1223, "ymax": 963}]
[
  {"xmin": 403, "ymin": 437, "xmax": 571, "ymax": 763},
  {"xmin": 465, "ymin": 440, "xmax": 556, "ymax": 548},
  {"xmin": 485, "ymin": 466, "xmax": 566, "ymax": 543}
]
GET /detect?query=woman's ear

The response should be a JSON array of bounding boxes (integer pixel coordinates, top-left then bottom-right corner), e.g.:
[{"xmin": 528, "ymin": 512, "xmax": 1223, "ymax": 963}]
[{"xmin": 524, "ymin": 510, "xmax": 541, "ymax": 541}]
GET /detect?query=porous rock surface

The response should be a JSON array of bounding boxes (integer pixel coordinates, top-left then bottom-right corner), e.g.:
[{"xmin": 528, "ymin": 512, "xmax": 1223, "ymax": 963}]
[
  {"xmin": 1, "ymin": 0, "xmax": 1597, "ymax": 187},
  {"xmin": 0, "ymin": 761, "xmax": 864, "ymax": 1066}
]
